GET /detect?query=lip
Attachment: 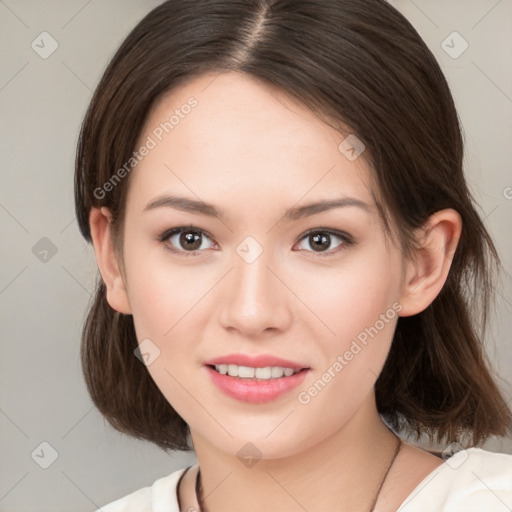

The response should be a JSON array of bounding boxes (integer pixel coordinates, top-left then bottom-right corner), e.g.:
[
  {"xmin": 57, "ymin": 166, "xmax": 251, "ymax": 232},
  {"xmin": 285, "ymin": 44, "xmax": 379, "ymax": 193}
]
[
  {"xmin": 205, "ymin": 365, "xmax": 310, "ymax": 404},
  {"xmin": 203, "ymin": 353, "xmax": 311, "ymax": 404},
  {"xmin": 203, "ymin": 353, "xmax": 310, "ymax": 370}
]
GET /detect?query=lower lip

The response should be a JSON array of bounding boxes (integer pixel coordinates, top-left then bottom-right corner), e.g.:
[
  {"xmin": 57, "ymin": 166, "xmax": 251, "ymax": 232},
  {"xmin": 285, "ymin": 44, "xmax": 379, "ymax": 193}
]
[{"xmin": 205, "ymin": 366, "xmax": 310, "ymax": 404}]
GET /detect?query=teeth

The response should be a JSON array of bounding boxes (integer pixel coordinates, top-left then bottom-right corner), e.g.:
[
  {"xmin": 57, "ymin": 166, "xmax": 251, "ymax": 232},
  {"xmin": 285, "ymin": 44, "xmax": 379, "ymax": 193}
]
[{"xmin": 214, "ymin": 364, "xmax": 302, "ymax": 380}]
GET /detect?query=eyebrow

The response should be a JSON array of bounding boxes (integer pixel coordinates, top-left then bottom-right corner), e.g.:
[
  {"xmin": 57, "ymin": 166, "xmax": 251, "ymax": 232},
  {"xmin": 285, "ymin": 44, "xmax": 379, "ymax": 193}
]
[{"xmin": 143, "ymin": 194, "xmax": 373, "ymax": 221}]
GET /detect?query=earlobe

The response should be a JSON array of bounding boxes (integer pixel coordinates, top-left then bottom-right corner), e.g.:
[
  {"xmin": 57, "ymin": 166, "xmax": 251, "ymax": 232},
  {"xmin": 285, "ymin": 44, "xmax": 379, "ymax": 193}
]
[
  {"xmin": 398, "ymin": 209, "xmax": 462, "ymax": 317},
  {"xmin": 89, "ymin": 207, "xmax": 132, "ymax": 314}
]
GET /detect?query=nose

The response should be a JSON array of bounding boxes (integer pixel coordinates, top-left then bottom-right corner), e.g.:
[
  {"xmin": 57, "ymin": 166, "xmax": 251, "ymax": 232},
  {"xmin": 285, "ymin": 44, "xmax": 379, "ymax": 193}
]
[{"xmin": 218, "ymin": 245, "xmax": 292, "ymax": 338}]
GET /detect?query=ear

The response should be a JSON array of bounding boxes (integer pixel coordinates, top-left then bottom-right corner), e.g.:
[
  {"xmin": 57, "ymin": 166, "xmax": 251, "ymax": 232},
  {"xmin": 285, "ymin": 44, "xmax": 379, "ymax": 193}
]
[
  {"xmin": 89, "ymin": 207, "xmax": 132, "ymax": 314},
  {"xmin": 398, "ymin": 208, "xmax": 462, "ymax": 317}
]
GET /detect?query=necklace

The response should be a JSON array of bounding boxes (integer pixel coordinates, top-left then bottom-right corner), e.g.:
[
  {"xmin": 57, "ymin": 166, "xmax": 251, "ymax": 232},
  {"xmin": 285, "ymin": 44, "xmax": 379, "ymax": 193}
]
[{"xmin": 195, "ymin": 435, "xmax": 403, "ymax": 512}]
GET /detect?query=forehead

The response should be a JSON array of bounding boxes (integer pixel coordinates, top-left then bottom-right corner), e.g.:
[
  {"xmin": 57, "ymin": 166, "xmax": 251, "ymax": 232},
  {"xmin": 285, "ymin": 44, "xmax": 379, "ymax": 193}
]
[{"xmin": 127, "ymin": 71, "xmax": 374, "ymax": 217}]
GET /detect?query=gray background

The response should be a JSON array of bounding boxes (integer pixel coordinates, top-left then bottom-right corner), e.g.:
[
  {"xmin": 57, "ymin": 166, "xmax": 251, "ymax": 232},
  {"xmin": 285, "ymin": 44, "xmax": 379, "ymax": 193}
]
[{"xmin": 0, "ymin": 1, "xmax": 511, "ymax": 510}]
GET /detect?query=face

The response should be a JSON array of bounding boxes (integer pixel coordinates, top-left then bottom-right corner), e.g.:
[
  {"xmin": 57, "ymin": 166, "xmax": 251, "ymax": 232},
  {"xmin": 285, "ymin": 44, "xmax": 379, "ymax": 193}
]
[{"xmin": 115, "ymin": 71, "xmax": 409, "ymax": 459}]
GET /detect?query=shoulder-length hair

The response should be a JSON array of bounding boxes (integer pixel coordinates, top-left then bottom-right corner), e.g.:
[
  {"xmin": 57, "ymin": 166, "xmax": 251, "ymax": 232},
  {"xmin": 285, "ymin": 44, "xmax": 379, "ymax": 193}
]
[{"xmin": 74, "ymin": 0, "xmax": 512, "ymax": 451}]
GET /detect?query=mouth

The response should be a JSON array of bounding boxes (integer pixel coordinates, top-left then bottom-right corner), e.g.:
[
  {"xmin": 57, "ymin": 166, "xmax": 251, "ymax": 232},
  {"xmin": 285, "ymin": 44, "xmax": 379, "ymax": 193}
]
[
  {"xmin": 207, "ymin": 364, "xmax": 308, "ymax": 381},
  {"xmin": 204, "ymin": 364, "xmax": 311, "ymax": 403}
]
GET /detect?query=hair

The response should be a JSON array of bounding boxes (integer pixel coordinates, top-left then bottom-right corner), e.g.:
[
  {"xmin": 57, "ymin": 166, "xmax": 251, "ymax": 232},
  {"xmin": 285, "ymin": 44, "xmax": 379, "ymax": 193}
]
[{"xmin": 75, "ymin": 0, "xmax": 511, "ymax": 452}]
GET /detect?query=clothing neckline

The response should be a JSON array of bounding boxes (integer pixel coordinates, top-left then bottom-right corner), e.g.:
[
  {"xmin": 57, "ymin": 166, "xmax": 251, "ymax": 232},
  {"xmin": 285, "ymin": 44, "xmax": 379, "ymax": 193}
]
[
  {"xmin": 396, "ymin": 447, "xmax": 480, "ymax": 510},
  {"xmin": 174, "ymin": 448, "xmax": 479, "ymax": 511},
  {"xmin": 175, "ymin": 464, "xmax": 194, "ymax": 510}
]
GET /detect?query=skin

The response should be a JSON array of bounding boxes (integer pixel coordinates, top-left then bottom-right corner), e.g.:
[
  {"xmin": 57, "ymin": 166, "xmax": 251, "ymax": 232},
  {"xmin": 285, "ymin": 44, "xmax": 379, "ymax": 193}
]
[{"xmin": 89, "ymin": 71, "xmax": 462, "ymax": 511}]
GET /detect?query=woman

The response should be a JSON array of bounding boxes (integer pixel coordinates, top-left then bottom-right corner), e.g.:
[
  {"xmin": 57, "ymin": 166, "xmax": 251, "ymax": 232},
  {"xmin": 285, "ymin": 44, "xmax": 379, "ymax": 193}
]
[{"xmin": 75, "ymin": 0, "xmax": 512, "ymax": 510}]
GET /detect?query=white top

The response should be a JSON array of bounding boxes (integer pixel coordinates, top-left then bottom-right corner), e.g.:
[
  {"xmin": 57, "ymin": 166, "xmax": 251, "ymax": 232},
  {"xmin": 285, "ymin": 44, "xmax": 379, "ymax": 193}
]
[{"xmin": 95, "ymin": 448, "xmax": 512, "ymax": 512}]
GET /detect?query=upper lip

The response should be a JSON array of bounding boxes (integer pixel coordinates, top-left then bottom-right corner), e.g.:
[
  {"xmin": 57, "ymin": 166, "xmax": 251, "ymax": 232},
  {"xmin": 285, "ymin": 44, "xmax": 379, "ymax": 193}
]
[{"xmin": 204, "ymin": 353, "xmax": 310, "ymax": 370}]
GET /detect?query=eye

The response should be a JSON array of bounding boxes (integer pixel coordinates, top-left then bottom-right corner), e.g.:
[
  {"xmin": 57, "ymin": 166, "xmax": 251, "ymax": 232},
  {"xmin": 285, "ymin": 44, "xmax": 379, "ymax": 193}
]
[
  {"xmin": 159, "ymin": 226, "xmax": 216, "ymax": 256},
  {"xmin": 294, "ymin": 229, "xmax": 354, "ymax": 256},
  {"xmin": 159, "ymin": 226, "xmax": 354, "ymax": 258}
]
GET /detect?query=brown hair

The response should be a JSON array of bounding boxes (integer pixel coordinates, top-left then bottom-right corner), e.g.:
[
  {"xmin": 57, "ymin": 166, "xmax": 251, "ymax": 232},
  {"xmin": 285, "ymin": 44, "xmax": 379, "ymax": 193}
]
[{"xmin": 75, "ymin": 0, "xmax": 511, "ymax": 451}]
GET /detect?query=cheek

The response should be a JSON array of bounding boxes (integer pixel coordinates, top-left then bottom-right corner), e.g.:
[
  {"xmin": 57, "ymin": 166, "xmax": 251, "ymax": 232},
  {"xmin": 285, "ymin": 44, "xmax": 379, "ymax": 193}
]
[
  {"xmin": 291, "ymin": 249, "xmax": 402, "ymax": 344},
  {"xmin": 290, "ymin": 250, "xmax": 402, "ymax": 400},
  {"xmin": 123, "ymin": 252, "xmax": 212, "ymax": 425},
  {"xmin": 123, "ymin": 243, "xmax": 214, "ymax": 338},
  {"xmin": 292, "ymin": 272, "xmax": 400, "ymax": 444}
]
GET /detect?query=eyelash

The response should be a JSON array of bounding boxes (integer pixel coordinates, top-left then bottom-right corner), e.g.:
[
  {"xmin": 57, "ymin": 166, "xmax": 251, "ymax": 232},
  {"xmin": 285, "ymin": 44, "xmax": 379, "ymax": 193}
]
[{"xmin": 158, "ymin": 225, "xmax": 355, "ymax": 258}]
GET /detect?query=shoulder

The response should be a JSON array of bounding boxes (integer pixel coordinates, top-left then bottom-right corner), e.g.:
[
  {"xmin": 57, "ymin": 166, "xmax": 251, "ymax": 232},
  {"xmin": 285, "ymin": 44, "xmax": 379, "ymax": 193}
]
[
  {"xmin": 93, "ymin": 466, "xmax": 188, "ymax": 512},
  {"xmin": 398, "ymin": 448, "xmax": 512, "ymax": 512}
]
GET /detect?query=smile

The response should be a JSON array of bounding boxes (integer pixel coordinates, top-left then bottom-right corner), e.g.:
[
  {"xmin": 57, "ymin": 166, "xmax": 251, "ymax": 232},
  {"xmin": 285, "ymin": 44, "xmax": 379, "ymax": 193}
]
[{"xmin": 205, "ymin": 365, "xmax": 310, "ymax": 404}]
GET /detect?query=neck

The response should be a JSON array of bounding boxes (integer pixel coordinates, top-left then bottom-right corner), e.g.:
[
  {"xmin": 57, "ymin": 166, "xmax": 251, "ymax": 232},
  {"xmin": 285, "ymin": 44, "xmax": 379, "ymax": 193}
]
[{"xmin": 190, "ymin": 394, "xmax": 400, "ymax": 512}]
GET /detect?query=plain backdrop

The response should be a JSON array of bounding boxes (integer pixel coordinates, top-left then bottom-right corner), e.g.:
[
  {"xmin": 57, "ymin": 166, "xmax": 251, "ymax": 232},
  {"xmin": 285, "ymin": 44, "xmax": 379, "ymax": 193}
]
[{"xmin": 1, "ymin": 1, "xmax": 511, "ymax": 510}]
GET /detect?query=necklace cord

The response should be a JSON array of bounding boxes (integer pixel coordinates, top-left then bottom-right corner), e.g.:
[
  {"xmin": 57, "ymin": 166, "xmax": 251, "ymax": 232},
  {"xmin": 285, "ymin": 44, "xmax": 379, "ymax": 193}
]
[
  {"xmin": 367, "ymin": 435, "xmax": 403, "ymax": 512},
  {"xmin": 195, "ymin": 436, "xmax": 403, "ymax": 512}
]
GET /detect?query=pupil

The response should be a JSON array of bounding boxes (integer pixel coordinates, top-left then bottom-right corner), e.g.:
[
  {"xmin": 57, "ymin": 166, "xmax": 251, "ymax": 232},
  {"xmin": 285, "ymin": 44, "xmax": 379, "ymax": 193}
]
[
  {"xmin": 311, "ymin": 233, "xmax": 330, "ymax": 251},
  {"xmin": 181, "ymin": 231, "xmax": 201, "ymax": 250}
]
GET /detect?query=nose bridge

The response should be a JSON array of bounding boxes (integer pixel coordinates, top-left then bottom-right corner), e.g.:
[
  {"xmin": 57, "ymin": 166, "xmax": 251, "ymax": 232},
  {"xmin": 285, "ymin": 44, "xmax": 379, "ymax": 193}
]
[
  {"xmin": 218, "ymin": 236, "xmax": 289, "ymax": 334},
  {"xmin": 232, "ymin": 239, "xmax": 274, "ymax": 311}
]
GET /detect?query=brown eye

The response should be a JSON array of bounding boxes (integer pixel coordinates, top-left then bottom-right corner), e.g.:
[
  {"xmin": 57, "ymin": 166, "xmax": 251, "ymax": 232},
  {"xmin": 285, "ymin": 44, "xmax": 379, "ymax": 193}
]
[
  {"xmin": 295, "ymin": 229, "xmax": 353, "ymax": 255},
  {"xmin": 308, "ymin": 233, "xmax": 332, "ymax": 252},
  {"xmin": 178, "ymin": 231, "xmax": 203, "ymax": 251},
  {"xmin": 160, "ymin": 227, "xmax": 215, "ymax": 255}
]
